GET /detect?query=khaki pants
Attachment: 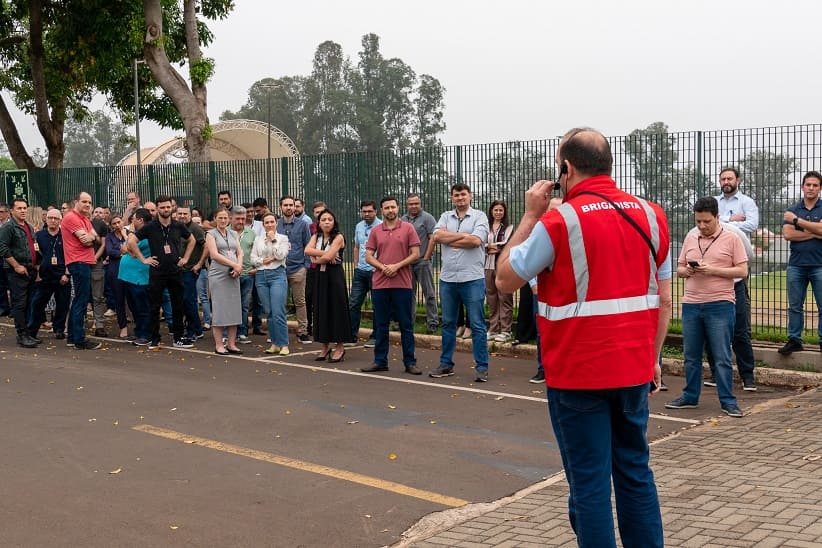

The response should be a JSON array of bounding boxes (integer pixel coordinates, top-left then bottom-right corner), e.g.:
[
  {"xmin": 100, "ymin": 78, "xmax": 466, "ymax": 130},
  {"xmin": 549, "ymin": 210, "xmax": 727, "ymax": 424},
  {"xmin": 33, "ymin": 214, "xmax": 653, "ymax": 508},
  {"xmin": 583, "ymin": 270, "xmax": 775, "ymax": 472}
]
[
  {"xmin": 287, "ymin": 267, "xmax": 308, "ymax": 336},
  {"xmin": 485, "ymin": 268, "xmax": 513, "ymax": 334}
]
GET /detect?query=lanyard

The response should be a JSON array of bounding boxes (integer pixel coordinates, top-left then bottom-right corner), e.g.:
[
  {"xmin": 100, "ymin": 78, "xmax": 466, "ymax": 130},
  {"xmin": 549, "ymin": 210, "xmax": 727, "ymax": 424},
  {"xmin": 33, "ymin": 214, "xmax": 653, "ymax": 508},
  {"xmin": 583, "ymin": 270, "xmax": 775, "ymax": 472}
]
[{"xmin": 697, "ymin": 228, "xmax": 723, "ymax": 259}]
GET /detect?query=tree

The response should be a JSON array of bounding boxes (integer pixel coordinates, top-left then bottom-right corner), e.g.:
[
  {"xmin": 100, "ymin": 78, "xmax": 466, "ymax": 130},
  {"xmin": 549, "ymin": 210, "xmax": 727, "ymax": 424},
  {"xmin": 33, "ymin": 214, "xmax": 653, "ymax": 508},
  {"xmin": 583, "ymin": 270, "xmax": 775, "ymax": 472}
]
[
  {"xmin": 623, "ymin": 121, "xmax": 697, "ymax": 214},
  {"xmin": 738, "ymin": 150, "xmax": 797, "ymax": 231},
  {"xmin": 221, "ymin": 33, "xmax": 447, "ymax": 155},
  {"xmin": 480, "ymin": 142, "xmax": 554, "ymax": 206},
  {"xmin": 64, "ymin": 109, "xmax": 136, "ymax": 167},
  {"xmin": 0, "ymin": 0, "xmax": 232, "ymax": 169}
]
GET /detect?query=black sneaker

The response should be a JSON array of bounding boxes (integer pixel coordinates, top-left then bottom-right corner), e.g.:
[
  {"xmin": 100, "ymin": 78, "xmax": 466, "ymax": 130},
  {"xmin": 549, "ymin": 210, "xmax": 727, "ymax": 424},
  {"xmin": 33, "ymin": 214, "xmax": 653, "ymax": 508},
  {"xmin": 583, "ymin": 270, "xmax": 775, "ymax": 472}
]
[
  {"xmin": 148, "ymin": 340, "xmax": 161, "ymax": 350},
  {"xmin": 298, "ymin": 333, "xmax": 313, "ymax": 344},
  {"xmin": 778, "ymin": 339, "xmax": 803, "ymax": 355},
  {"xmin": 658, "ymin": 380, "xmax": 669, "ymax": 391},
  {"xmin": 665, "ymin": 396, "xmax": 698, "ymax": 409},
  {"xmin": 132, "ymin": 338, "xmax": 150, "ymax": 346},
  {"xmin": 475, "ymin": 370, "xmax": 489, "ymax": 382},
  {"xmin": 54, "ymin": 332, "xmax": 65, "ymax": 340},
  {"xmin": 722, "ymin": 404, "xmax": 744, "ymax": 418},
  {"xmin": 173, "ymin": 338, "xmax": 194, "ymax": 349},
  {"xmin": 429, "ymin": 365, "xmax": 454, "ymax": 378},
  {"xmin": 405, "ymin": 364, "xmax": 422, "ymax": 375},
  {"xmin": 252, "ymin": 328, "xmax": 266, "ymax": 336},
  {"xmin": 703, "ymin": 377, "xmax": 717, "ymax": 387},
  {"xmin": 75, "ymin": 340, "xmax": 102, "ymax": 350},
  {"xmin": 742, "ymin": 378, "xmax": 757, "ymax": 392},
  {"xmin": 364, "ymin": 338, "xmax": 376, "ymax": 348},
  {"xmin": 529, "ymin": 371, "xmax": 545, "ymax": 384},
  {"xmin": 426, "ymin": 325, "xmax": 438, "ymax": 335}
]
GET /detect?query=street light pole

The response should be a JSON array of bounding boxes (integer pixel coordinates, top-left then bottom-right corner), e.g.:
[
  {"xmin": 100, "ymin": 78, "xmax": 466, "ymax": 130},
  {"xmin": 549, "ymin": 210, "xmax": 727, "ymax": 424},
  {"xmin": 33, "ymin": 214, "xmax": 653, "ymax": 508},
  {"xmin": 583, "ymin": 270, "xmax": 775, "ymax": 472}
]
[{"xmin": 133, "ymin": 59, "xmax": 146, "ymax": 184}]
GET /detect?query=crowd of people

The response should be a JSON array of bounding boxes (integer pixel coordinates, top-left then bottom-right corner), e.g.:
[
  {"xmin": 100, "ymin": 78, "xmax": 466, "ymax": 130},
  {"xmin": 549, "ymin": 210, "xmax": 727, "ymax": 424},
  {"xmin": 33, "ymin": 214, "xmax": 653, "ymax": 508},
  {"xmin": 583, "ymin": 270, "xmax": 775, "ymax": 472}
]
[{"xmin": 4, "ymin": 127, "xmax": 821, "ymax": 546}]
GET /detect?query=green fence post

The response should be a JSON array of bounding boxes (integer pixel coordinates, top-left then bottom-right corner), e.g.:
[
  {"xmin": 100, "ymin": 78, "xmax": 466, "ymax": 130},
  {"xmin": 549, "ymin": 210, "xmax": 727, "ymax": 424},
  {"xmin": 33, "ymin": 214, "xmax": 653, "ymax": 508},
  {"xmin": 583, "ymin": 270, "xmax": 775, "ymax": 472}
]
[
  {"xmin": 209, "ymin": 162, "xmax": 217, "ymax": 211},
  {"xmin": 455, "ymin": 146, "xmax": 463, "ymax": 183},
  {"xmin": 147, "ymin": 164, "xmax": 156, "ymax": 201},
  {"xmin": 281, "ymin": 157, "xmax": 289, "ymax": 198},
  {"xmin": 696, "ymin": 130, "xmax": 704, "ymax": 197}
]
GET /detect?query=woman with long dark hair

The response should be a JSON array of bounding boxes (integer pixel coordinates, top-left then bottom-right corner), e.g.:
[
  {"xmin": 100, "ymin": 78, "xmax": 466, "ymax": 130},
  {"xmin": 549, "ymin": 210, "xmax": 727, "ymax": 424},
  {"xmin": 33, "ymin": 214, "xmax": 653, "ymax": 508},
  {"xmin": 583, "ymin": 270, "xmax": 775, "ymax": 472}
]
[
  {"xmin": 485, "ymin": 199, "xmax": 515, "ymax": 342},
  {"xmin": 305, "ymin": 209, "xmax": 352, "ymax": 363}
]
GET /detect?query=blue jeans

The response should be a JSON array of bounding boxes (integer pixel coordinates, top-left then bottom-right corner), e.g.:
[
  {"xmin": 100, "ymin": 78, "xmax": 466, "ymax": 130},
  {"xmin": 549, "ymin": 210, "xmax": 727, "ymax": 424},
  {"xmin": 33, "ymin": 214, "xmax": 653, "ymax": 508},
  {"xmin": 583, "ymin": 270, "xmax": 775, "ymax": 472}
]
[
  {"xmin": 238, "ymin": 274, "xmax": 254, "ymax": 337},
  {"xmin": 349, "ymin": 268, "xmax": 373, "ymax": 340},
  {"xmin": 786, "ymin": 264, "xmax": 822, "ymax": 342},
  {"xmin": 123, "ymin": 282, "xmax": 151, "ymax": 340},
  {"xmin": 681, "ymin": 301, "xmax": 737, "ymax": 407},
  {"xmin": 548, "ymin": 385, "xmax": 663, "ymax": 548},
  {"xmin": 197, "ymin": 268, "xmax": 211, "ymax": 325},
  {"xmin": 372, "ymin": 288, "xmax": 416, "ymax": 367},
  {"xmin": 707, "ymin": 280, "xmax": 755, "ymax": 382},
  {"xmin": 181, "ymin": 270, "xmax": 202, "ymax": 338},
  {"xmin": 256, "ymin": 268, "xmax": 289, "ymax": 347},
  {"xmin": 440, "ymin": 278, "xmax": 488, "ymax": 371},
  {"xmin": 67, "ymin": 262, "xmax": 91, "ymax": 345}
]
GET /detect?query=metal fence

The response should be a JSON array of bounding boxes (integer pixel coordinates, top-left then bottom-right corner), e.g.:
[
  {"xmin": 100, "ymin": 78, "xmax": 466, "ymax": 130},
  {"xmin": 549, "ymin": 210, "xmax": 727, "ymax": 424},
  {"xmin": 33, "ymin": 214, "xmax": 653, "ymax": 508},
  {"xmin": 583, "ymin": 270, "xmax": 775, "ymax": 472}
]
[{"xmin": 8, "ymin": 124, "xmax": 822, "ymax": 341}]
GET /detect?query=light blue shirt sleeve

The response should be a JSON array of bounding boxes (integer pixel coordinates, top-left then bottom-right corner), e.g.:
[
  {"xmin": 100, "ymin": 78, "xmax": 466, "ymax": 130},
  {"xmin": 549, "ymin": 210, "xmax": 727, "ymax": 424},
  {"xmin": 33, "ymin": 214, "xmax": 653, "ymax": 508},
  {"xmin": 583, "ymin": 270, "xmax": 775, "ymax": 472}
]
[
  {"xmin": 508, "ymin": 222, "xmax": 555, "ymax": 283},
  {"xmin": 658, "ymin": 249, "xmax": 672, "ymax": 281}
]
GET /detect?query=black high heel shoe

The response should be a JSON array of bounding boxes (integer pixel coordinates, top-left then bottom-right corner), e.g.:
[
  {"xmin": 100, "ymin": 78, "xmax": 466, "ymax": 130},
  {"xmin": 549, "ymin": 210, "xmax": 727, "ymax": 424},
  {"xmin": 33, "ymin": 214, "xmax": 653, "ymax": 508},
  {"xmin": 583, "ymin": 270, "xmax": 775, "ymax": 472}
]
[
  {"xmin": 314, "ymin": 348, "xmax": 331, "ymax": 361},
  {"xmin": 327, "ymin": 349, "xmax": 346, "ymax": 363}
]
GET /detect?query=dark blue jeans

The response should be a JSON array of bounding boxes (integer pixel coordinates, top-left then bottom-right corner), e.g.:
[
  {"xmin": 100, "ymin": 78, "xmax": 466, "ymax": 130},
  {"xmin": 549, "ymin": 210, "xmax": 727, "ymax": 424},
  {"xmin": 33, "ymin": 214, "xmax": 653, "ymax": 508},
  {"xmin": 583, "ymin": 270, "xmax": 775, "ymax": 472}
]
[
  {"xmin": 181, "ymin": 270, "xmax": 202, "ymax": 338},
  {"xmin": 28, "ymin": 279, "xmax": 70, "ymax": 335},
  {"xmin": 349, "ymin": 268, "xmax": 373, "ymax": 341},
  {"xmin": 440, "ymin": 278, "xmax": 488, "ymax": 371},
  {"xmin": 787, "ymin": 264, "xmax": 822, "ymax": 341},
  {"xmin": 123, "ymin": 281, "xmax": 151, "ymax": 340},
  {"xmin": 682, "ymin": 301, "xmax": 737, "ymax": 407},
  {"xmin": 67, "ymin": 262, "xmax": 91, "ymax": 345},
  {"xmin": 372, "ymin": 288, "xmax": 416, "ymax": 367},
  {"xmin": 548, "ymin": 385, "xmax": 663, "ymax": 548}
]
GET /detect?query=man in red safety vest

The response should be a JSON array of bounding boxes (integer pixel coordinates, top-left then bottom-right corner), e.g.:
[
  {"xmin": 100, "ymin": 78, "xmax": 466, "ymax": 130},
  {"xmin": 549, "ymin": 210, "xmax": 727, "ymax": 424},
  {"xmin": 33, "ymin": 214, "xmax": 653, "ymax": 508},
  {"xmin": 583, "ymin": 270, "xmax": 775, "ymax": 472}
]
[{"xmin": 496, "ymin": 127, "xmax": 670, "ymax": 548}]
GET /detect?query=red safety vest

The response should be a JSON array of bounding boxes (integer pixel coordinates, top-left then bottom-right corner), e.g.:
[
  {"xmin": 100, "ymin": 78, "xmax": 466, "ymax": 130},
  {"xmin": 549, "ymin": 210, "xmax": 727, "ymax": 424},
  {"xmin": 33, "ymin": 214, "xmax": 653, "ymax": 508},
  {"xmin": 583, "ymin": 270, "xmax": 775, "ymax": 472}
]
[{"xmin": 536, "ymin": 175, "xmax": 669, "ymax": 389}]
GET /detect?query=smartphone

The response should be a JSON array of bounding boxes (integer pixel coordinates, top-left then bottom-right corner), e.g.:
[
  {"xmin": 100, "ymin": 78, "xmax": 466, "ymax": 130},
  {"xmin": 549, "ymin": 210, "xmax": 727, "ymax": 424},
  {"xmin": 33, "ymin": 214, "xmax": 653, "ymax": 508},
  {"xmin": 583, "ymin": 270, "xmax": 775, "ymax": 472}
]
[
  {"xmin": 649, "ymin": 381, "xmax": 658, "ymax": 393},
  {"xmin": 687, "ymin": 261, "xmax": 699, "ymax": 268}
]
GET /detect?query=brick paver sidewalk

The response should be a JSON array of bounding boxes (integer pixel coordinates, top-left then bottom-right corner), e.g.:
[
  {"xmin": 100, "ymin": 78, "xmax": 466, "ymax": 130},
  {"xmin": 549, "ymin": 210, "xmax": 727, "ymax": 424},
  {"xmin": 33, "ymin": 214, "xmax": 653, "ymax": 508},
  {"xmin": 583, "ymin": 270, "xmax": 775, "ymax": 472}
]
[{"xmin": 401, "ymin": 388, "xmax": 822, "ymax": 547}]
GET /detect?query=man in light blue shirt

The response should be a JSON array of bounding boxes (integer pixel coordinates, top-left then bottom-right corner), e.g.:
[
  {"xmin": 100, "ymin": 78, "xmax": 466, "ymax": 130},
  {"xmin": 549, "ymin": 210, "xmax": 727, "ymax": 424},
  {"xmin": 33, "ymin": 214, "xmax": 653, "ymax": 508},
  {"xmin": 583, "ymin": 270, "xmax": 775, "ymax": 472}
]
[
  {"xmin": 429, "ymin": 183, "xmax": 490, "ymax": 382},
  {"xmin": 348, "ymin": 200, "xmax": 382, "ymax": 346},
  {"xmin": 716, "ymin": 166, "xmax": 759, "ymax": 237}
]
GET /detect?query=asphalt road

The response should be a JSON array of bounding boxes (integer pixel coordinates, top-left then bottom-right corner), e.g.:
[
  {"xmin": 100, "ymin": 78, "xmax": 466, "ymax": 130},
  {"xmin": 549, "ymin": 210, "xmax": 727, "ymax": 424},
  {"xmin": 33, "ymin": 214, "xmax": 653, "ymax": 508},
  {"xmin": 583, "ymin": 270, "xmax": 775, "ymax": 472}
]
[{"xmin": 0, "ymin": 323, "xmax": 794, "ymax": 547}]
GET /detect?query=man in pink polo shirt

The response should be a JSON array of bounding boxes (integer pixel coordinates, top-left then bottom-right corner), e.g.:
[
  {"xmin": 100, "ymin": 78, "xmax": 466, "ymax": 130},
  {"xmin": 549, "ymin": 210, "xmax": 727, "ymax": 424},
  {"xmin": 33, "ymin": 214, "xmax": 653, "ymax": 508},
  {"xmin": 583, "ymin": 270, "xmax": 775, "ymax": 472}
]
[
  {"xmin": 360, "ymin": 196, "xmax": 421, "ymax": 375},
  {"xmin": 61, "ymin": 192, "xmax": 102, "ymax": 350}
]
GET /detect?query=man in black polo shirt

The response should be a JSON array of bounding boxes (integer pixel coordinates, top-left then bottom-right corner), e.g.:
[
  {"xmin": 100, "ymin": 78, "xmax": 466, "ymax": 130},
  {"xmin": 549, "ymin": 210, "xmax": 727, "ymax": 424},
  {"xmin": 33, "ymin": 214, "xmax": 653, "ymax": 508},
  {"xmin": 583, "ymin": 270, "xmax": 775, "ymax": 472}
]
[{"xmin": 126, "ymin": 195, "xmax": 196, "ymax": 349}]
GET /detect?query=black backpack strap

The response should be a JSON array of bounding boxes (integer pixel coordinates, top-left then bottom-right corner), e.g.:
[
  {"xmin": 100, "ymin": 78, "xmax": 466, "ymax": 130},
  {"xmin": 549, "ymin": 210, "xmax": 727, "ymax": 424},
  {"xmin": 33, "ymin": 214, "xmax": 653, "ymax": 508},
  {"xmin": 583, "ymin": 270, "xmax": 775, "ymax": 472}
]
[{"xmin": 576, "ymin": 191, "xmax": 658, "ymax": 264}]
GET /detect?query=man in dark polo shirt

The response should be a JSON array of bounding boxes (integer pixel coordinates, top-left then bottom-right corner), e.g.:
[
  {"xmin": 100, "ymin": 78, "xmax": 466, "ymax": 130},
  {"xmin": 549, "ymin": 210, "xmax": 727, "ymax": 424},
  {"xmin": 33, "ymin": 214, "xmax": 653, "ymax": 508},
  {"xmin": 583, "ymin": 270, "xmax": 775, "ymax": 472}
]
[
  {"xmin": 176, "ymin": 206, "xmax": 206, "ymax": 340},
  {"xmin": 127, "ymin": 195, "xmax": 196, "ymax": 349},
  {"xmin": 780, "ymin": 170, "xmax": 822, "ymax": 355}
]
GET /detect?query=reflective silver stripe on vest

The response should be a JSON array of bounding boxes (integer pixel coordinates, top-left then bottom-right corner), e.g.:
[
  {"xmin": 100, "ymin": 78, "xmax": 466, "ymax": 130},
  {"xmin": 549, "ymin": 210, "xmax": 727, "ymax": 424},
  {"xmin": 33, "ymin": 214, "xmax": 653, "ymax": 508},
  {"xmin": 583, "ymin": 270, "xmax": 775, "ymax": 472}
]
[
  {"xmin": 538, "ymin": 295, "xmax": 661, "ymax": 321},
  {"xmin": 540, "ymin": 196, "xmax": 663, "ymax": 323},
  {"xmin": 556, "ymin": 203, "xmax": 589, "ymax": 302},
  {"xmin": 636, "ymin": 198, "xmax": 661, "ymax": 295}
]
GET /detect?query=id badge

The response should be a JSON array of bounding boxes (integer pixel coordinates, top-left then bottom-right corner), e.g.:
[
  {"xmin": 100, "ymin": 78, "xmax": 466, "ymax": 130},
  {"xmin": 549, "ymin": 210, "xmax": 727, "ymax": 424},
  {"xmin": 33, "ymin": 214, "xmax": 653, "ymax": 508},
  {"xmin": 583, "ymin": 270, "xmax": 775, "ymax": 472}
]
[
  {"xmin": 163, "ymin": 244, "xmax": 171, "ymax": 254},
  {"xmin": 51, "ymin": 257, "xmax": 58, "ymax": 265},
  {"xmin": 33, "ymin": 243, "xmax": 40, "ymax": 252},
  {"xmin": 320, "ymin": 264, "xmax": 326, "ymax": 272}
]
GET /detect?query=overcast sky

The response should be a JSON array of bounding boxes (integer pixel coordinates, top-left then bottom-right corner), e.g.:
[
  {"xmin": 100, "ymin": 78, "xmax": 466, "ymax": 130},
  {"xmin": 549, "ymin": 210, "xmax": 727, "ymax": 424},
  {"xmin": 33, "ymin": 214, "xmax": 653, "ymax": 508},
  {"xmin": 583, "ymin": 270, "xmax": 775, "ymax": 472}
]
[{"xmin": 4, "ymin": 0, "xmax": 821, "ymax": 154}]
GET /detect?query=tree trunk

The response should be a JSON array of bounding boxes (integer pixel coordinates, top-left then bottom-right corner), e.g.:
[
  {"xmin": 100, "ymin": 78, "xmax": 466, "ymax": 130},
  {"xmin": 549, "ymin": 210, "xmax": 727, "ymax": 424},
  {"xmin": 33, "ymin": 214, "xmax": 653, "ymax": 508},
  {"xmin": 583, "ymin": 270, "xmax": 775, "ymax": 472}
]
[
  {"xmin": 0, "ymin": 95, "xmax": 36, "ymax": 169},
  {"xmin": 142, "ymin": 0, "xmax": 210, "ymax": 165}
]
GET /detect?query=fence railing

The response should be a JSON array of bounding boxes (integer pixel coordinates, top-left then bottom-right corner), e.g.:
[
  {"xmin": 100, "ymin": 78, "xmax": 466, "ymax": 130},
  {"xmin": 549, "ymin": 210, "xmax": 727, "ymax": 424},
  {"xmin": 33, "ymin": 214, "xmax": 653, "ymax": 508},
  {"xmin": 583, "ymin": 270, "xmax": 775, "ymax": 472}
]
[{"xmin": 7, "ymin": 124, "xmax": 822, "ymax": 341}]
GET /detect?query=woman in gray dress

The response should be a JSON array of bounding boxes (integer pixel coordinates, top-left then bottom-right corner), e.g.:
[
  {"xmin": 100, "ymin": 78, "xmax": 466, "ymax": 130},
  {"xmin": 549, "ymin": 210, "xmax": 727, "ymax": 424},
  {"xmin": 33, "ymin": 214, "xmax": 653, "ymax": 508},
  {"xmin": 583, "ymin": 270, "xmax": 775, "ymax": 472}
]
[{"xmin": 205, "ymin": 208, "xmax": 244, "ymax": 355}]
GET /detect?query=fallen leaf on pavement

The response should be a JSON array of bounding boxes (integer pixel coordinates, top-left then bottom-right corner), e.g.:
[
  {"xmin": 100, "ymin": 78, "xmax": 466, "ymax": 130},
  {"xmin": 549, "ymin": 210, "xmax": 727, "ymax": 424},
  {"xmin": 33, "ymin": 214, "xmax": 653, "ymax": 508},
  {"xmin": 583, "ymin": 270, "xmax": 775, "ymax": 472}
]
[
  {"xmin": 494, "ymin": 396, "xmax": 504, "ymax": 401},
  {"xmin": 347, "ymin": 420, "xmax": 359, "ymax": 425},
  {"xmin": 388, "ymin": 453, "xmax": 397, "ymax": 460},
  {"xmin": 387, "ymin": 405, "xmax": 396, "ymax": 409},
  {"xmin": 109, "ymin": 468, "xmax": 122, "ymax": 474}
]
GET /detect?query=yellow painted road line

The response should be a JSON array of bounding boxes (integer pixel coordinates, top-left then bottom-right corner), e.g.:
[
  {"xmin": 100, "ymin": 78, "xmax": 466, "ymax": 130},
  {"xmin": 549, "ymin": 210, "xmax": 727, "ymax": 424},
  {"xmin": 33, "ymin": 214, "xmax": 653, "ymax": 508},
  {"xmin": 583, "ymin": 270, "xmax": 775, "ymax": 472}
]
[{"xmin": 133, "ymin": 424, "xmax": 470, "ymax": 508}]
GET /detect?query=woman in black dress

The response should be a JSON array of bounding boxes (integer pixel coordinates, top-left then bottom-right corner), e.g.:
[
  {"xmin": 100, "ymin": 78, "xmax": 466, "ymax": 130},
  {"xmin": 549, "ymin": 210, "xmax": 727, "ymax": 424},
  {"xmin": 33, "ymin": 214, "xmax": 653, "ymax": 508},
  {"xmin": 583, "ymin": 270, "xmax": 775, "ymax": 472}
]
[{"xmin": 304, "ymin": 209, "xmax": 352, "ymax": 362}]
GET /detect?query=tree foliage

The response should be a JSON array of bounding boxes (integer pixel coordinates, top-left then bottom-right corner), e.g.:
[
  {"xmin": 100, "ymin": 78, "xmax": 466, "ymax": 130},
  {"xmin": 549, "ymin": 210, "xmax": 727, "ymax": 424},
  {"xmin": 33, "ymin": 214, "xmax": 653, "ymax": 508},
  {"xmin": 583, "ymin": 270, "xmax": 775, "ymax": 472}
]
[
  {"xmin": 0, "ymin": 0, "xmax": 232, "ymax": 169},
  {"xmin": 738, "ymin": 150, "xmax": 797, "ymax": 230},
  {"xmin": 221, "ymin": 33, "xmax": 447, "ymax": 155},
  {"xmin": 64, "ymin": 110, "xmax": 136, "ymax": 167}
]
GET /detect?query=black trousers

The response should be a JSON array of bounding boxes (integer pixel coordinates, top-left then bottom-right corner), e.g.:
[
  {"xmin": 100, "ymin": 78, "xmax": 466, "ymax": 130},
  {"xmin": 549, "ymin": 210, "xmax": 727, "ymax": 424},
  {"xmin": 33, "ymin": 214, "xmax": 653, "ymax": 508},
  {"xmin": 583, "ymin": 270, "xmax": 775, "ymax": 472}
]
[
  {"xmin": 148, "ymin": 271, "xmax": 185, "ymax": 342},
  {"xmin": 5, "ymin": 265, "xmax": 36, "ymax": 336}
]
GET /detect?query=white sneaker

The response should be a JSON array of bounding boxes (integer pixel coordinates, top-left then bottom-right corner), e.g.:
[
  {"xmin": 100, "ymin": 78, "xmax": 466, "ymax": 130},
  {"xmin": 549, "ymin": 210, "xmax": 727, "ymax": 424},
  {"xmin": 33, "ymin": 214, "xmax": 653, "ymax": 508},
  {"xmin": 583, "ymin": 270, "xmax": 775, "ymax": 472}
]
[
  {"xmin": 237, "ymin": 335, "xmax": 252, "ymax": 344},
  {"xmin": 494, "ymin": 332, "xmax": 511, "ymax": 343}
]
